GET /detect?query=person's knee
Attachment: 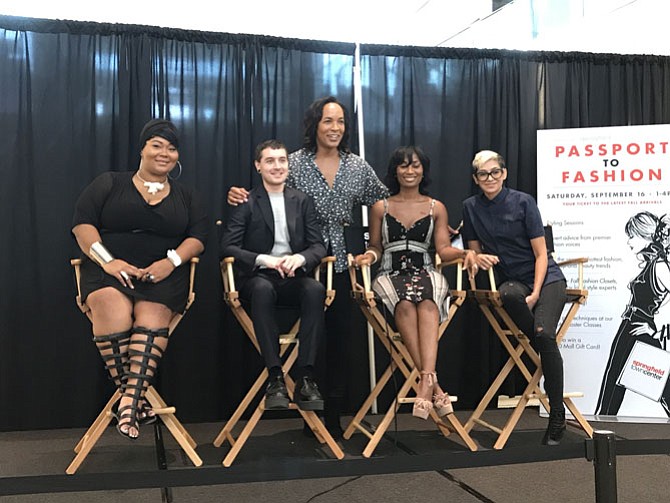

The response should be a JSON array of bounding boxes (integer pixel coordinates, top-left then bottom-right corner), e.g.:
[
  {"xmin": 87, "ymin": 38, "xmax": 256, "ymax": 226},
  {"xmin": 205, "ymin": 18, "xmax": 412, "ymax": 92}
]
[
  {"xmin": 248, "ymin": 278, "xmax": 277, "ymax": 303},
  {"xmin": 417, "ymin": 300, "xmax": 438, "ymax": 316},
  {"xmin": 499, "ymin": 282, "xmax": 526, "ymax": 306},
  {"xmin": 88, "ymin": 287, "xmax": 131, "ymax": 311},
  {"xmin": 394, "ymin": 300, "xmax": 415, "ymax": 318},
  {"xmin": 534, "ymin": 329, "xmax": 559, "ymax": 353},
  {"xmin": 394, "ymin": 300, "xmax": 416, "ymax": 322},
  {"xmin": 303, "ymin": 279, "xmax": 326, "ymax": 301}
]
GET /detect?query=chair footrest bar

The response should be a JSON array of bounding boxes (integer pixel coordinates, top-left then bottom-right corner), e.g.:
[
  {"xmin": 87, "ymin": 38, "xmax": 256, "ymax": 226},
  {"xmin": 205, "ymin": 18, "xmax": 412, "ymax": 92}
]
[
  {"xmin": 153, "ymin": 407, "xmax": 176, "ymax": 415},
  {"xmin": 397, "ymin": 396, "xmax": 459, "ymax": 404},
  {"xmin": 473, "ymin": 418, "xmax": 504, "ymax": 435},
  {"xmin": 349, "ymin": 421, "xmax": 375, "ymax": 440},
  {"xmin": 497, "ymin": 395, "xmax": 541, "ymax": 408},
  {"xmin": 525, "ymin": 391, "xmax": 584, "ymax": 400}
]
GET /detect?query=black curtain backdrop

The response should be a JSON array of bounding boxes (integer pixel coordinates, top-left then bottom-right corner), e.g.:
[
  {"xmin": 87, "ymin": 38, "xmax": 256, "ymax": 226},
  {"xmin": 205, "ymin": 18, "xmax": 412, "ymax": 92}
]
[{"xmin": 1, "ymin": 15, "xmax": 670, "ymax": 431}]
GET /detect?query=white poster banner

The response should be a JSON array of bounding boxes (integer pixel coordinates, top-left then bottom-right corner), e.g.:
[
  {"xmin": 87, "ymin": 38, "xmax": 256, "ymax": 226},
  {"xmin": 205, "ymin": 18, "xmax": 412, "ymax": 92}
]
[{"xmin": 537, "ymin": 124, "xmax": 670, "ymax": 419}]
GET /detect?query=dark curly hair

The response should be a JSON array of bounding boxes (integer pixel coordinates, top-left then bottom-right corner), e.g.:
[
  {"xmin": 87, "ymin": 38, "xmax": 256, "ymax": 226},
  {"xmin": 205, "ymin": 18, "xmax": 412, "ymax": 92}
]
[
  {"xmin": 301, "ymin": 96, "xmax": 350, "ymax": 154},
  {"xmin": 384, "ymin": 146, "xmax": 432, "ymax": 195}
]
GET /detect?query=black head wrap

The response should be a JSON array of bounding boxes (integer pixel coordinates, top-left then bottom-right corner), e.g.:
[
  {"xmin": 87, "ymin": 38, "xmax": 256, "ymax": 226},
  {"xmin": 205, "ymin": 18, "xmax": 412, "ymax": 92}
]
[{"xmin": 139, "ymin": 119, "xmax": 179, "ymax": 149}]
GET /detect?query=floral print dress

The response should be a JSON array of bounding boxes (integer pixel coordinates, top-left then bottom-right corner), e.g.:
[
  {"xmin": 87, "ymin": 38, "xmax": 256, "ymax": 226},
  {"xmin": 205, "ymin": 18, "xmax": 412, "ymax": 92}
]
[{"xmin": 372, "ymin": 199, "xmax": 450, "ymax": 322}]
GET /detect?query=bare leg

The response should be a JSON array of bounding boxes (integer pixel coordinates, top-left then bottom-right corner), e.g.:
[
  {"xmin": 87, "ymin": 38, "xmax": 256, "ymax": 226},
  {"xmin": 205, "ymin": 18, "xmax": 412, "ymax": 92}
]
[
  {"xmin": 395, "ymin": 300, "xmax": 444, "ymax": 419},
  {"xmin": 417, "ymin": 300, "xmax": 453, "ymax": 416},
  {"xmin": 396, "ymin": 300, "xmax": 444, "ymax": 401},
  {"xmin": 394, "ymin": 301, "xmax": 420, "ymax": 363},
  {"xmin": 416, "ymin": 300, "xmax": 440, "ymax": 389},
  {"xmin": 394, "ymin": 301, "xmax": 429, "ymax": 398},
  {"xmin": 87, "ymin": 288, "xmax": 133, "ymax": 387}
]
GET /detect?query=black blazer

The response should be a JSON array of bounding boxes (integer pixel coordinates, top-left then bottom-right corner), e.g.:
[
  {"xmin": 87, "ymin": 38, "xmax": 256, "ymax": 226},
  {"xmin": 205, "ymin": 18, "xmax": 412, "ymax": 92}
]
[{"xmin": 220, "ymin": 185, "xmax": 326, "ymax": 277}]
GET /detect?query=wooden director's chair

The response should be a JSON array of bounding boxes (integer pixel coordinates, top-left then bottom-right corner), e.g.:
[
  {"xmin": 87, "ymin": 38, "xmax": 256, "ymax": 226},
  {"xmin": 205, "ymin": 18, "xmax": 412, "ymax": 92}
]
[
  {"xmin": 463, "ymin": 228, "xmax": 594, "ymax": 449},
  {"xmin": 344, "ymin": 255, "xmax": 478, "ymax": 457},
  {"xmin": 66, "ymin": 258, "xmax": 203, "ymax": 474},
  {"xmin": 212, "ymin": 255, "xmax": 345, "ymax": 467}
]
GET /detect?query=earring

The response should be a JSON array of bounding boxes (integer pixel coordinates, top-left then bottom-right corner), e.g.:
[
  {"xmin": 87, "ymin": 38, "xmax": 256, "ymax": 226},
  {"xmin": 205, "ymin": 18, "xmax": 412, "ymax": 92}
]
[{"xmin": 169, "ymin": 161, "xmax": 183, "ymax": 180}]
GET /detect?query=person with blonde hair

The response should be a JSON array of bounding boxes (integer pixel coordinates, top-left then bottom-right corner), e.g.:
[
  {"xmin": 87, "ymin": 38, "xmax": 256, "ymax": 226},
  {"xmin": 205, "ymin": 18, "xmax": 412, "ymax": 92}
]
[{"xmin": 462, "ymin": 149, "xmax": 567, "ymax": 445}]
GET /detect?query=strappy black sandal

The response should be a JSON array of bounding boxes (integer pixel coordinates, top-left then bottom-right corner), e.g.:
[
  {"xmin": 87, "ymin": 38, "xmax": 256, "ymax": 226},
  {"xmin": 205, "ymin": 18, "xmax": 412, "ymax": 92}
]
[
  {"xmin": 138, "ymin": 402, "xmax": 157, "ymax": 425},
  {"xmin": 115, "ymin": 401, "xmax": 140, "ymax": 440},
  {"xmin": 115, "ymin": 326, "xmax": 168, "ymax": 440}
]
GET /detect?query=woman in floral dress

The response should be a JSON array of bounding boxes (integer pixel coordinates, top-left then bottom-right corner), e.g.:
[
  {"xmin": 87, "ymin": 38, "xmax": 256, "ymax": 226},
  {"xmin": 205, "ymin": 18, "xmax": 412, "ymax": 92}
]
[{"xmin": 354, "ymin": 146, "xmax": 475, "ymax": 419}]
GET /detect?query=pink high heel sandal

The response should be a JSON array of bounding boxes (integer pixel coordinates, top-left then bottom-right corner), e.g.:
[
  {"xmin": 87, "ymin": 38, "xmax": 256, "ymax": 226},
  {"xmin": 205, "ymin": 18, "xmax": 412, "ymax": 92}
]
[
  {"xmin": 412, "ymin": 371, "xmax": 435, "ymax": 420},
  {"xmin": 412, "ymin": 398, "xmax": 433, "ymax": 420},
  {"xmin": 428, "ymin": 372, "xmax": 454, "ymax": 416}
]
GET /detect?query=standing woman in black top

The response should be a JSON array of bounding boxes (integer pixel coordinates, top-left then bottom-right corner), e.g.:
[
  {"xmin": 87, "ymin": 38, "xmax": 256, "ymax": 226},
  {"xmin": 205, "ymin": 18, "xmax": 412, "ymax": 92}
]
[
  {"xmin": 72, "ymin": 119, "xmax": 209, "ymax": 440},
  {"xmin": 228, "ymin": 98, "xmax": 388, "ymax": 436},
  {"xmin": 595, "ymin": 211, "xmax": 670, "ymax": 416}
]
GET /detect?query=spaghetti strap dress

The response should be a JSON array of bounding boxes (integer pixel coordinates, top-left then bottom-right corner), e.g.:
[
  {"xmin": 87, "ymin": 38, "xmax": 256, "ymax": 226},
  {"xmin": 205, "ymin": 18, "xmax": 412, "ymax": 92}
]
[{"xmin": 372, "ymin": 199, "xmax": 450, "ymax": 322}]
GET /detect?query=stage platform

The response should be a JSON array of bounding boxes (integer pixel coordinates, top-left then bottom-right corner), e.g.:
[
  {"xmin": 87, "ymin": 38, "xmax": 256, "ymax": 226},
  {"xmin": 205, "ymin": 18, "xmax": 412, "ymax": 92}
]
[{"xmin": 1, "ymin": 408, "xmax": 669, "ymax": 502}]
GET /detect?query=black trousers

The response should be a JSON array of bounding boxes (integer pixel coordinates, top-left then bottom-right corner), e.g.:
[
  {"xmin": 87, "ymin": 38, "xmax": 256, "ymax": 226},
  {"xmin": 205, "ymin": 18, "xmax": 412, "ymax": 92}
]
[
  {"xmin": 498, "ymin": 279, "xmax": 567, "ymax": 412},
  {"xmin": 322, "ymin": 271, "xmax": 353, "ymax": 403},
  {"xmin": 240, "ymin": 270, "xmax": 325, "ymax": 372}
]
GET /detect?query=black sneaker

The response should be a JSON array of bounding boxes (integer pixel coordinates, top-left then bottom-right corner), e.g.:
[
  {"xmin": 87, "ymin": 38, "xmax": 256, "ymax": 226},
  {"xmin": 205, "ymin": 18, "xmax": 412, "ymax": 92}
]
[
  {"xmin": 542, "ymin": 409, "xmax": 566, "ymax": 445},
  {"xmin": 265, "ymin": 375, "xmax": 289, "ymax": 409},
  {"xmin": 295, "ymin": 376, "xmax": 324, "ymax": 411}
]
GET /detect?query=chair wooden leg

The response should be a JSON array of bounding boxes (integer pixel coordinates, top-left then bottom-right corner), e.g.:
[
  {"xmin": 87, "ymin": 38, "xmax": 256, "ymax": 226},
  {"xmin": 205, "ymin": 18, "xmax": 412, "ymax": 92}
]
[
  {"xmin": 361, "ymin": 370, "xmax": 419, "ymax": 458},
  {"xmin": 493, "ymin": 370, "xmax": 543, "ymax": 450},
  {"xmin": 145, "ymin": 387, "xmax": 197, "ymax": 449},
  {"xmin": 67, "ymin": 411, "xmax": 114, "ymax": 473},
  {"xmin": 66, "ymin": 390, "xmax": 121, "ymax": 475},
  {"xmin": 299, "ymin": 410, "xmax": 345, "ymax": 460},
  {"xmin": 564, "ymin": 397, "xmax": 594, "ymax": 437},
  {"xmin": 222, "ymin": 402, "xmax": 266, "ymax": 467},
  {"xmin": 215, "ymin": 337, "xmax": 343, "ymax": 467},
  {"xmin": 213, "ymin": 368, "xmax": 268, "ymax": 448},
  {"xmin": 344, "ymin": 363, "xmax": 395, "ymax": 440},
  {"xmin": 144, "ymin": 387, "xmax": 202, "ymax": 467},
  {"xmin": 464, "ymin": 353, "xmax": 519, "ymax": 433},
  {"xmin": 350, "ymin": 300, "xmax": 477, "ymax": 456},
  {"xmin": 72, "ymin": 390, "xmax": 120, "ymax": 454},
  {"xmin": 441, "ymin": 413, "xmax": 478, "ymax": 452},
  {"xmin": 400, "ymin": 363, "xmax": 478, "ymax": 453}
]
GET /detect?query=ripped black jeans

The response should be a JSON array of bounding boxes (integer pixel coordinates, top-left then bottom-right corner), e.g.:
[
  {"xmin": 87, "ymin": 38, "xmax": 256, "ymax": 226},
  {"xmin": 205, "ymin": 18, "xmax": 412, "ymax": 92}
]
[{"xmin": 499, "ymin": 279, "xmax": 567, "ymax": 413}]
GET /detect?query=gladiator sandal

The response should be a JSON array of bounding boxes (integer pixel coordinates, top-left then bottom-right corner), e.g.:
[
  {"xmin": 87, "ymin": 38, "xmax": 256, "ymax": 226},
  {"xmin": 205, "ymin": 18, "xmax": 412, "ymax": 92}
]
[
  {"xmin": 116, "ymin": 326, "xmax": 168, "ymax": 439},
  {"xmin": 92, "ymin": 330, "xmax": 130, "ymax": 391},
  {"xmin": 412, "ymin": 371, "xmax": 435, "ymax": 420}
]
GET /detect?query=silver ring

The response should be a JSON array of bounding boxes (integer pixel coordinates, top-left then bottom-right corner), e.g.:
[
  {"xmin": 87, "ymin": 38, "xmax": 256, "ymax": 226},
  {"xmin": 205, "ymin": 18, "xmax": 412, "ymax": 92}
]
[
  {"xmin": 147, "ymin": 273, "xmax": 155, "ymax": 282},
  {"xmin": 120, "ymin": 271, "xmax": 130, "ymax": 281}
]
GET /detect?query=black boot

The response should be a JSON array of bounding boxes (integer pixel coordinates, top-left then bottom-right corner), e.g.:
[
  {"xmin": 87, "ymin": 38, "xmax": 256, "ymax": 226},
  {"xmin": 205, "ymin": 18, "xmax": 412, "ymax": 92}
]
[{"xmin": 542, "ymin": 408, "xmax": 566, "ymax": 446}]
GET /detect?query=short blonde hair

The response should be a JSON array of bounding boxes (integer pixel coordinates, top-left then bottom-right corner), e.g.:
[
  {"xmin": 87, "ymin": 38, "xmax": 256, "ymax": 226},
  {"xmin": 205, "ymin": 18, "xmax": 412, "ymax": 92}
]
[{"xmin": 472, "ymin": 150, "xmax": 506, "ymax": 172}]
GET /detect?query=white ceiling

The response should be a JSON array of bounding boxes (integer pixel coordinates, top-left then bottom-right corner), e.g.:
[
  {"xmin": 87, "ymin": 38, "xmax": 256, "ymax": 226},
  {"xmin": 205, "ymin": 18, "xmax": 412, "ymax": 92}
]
[{"xmin": 2, "ymin": 0, "xmax": 669, "ymax": 55}]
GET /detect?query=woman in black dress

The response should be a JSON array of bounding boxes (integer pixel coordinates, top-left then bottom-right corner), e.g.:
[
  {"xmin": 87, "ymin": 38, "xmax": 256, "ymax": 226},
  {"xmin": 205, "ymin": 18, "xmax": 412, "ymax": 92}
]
[
  {"xmin": 354, "ymin": 146, "xmax": 475, "ymax": 419},
  {"xmin": 595, "ymin": 211, "xmax": 670, "ymax": 416},
  {"xmin": 72, "ymin": 119, "xmax": 208, "ymax": 439}
]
